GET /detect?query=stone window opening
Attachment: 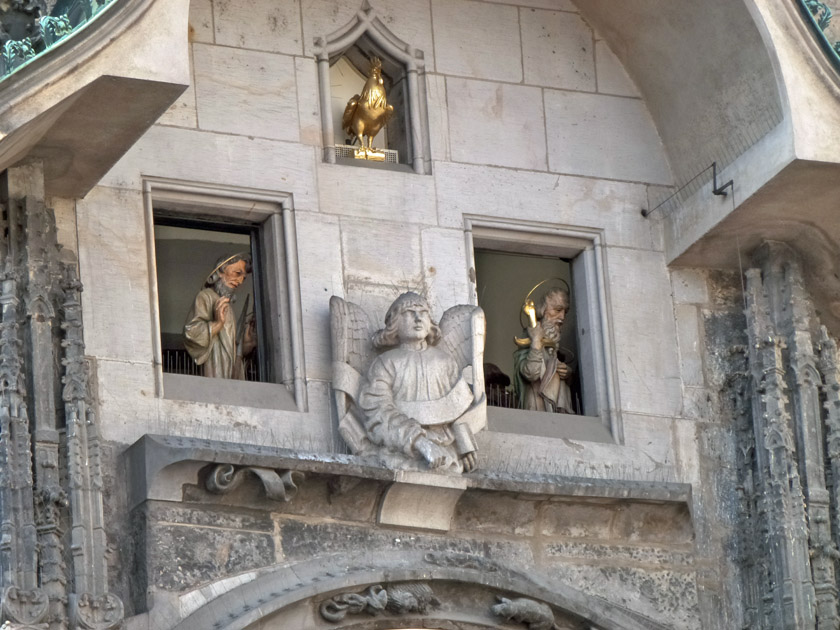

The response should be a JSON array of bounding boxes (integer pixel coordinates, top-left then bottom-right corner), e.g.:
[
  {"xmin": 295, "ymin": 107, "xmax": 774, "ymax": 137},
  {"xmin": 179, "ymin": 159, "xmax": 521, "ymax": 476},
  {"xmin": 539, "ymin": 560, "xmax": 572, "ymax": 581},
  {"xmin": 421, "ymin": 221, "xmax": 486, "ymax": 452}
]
[
  {"xmin": 153, "ymin": 218, "xmax": 265, "ymax": 383},
  {"xmin": 314, "ymin": 1, "xmax": 432, "ymax": 175},
  {"xmin": 143, "ymin": 178, "xmax": 306, "ymax": 412},
  {"xmin": 475, "ymin": 250, "xmax": 583, "ymax": 415},
  {"xmin": 466, "ymin": 217, "xmax": 622, "ymax": 443}
]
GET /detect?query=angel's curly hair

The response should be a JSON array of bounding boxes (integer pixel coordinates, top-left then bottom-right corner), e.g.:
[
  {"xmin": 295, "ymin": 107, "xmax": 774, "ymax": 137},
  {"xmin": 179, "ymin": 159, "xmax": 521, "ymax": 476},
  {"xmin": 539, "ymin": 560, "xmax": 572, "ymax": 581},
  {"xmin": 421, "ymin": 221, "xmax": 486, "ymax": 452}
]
[{"xmin": 372, "ymin": 292, "xmax": 442, "ymax": 350}]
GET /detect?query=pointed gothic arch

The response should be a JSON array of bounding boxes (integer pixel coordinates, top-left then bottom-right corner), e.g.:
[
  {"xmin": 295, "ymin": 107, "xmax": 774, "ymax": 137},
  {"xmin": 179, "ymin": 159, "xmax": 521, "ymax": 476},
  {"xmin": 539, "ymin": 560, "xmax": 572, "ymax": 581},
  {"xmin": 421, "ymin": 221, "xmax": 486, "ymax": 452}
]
[
  {"xmin": 169, "ymin": 550, "xmax": 670, "ymax": 630},
  {"xmin": 313, "ymin": 1, "xmax": 431, "ymax": 175}
]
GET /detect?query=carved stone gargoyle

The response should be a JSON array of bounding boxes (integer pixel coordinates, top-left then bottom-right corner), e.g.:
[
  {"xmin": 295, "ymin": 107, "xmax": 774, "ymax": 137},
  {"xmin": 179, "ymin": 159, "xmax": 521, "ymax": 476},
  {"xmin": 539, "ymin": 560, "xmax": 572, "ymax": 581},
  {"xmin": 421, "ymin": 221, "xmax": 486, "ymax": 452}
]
[{"xmin": 330, "ymin": 292, "xmax": 486, "ymax": 473}]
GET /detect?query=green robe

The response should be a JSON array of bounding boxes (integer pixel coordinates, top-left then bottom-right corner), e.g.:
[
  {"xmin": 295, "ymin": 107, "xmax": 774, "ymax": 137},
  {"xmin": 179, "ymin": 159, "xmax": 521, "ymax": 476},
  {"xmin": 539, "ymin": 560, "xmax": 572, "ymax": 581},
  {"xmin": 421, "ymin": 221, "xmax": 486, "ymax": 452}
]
[{"xmin": 513, "ymin": 341, "xmax": 573, "ymax": 413}]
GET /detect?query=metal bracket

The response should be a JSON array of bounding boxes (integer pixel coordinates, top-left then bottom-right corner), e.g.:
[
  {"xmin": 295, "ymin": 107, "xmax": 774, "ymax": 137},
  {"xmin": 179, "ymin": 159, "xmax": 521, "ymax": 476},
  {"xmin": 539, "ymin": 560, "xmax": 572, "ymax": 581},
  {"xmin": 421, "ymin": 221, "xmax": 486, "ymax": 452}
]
[{"xmin": 712, "ymin": 161, "xmax": 733, "ymax": 196}]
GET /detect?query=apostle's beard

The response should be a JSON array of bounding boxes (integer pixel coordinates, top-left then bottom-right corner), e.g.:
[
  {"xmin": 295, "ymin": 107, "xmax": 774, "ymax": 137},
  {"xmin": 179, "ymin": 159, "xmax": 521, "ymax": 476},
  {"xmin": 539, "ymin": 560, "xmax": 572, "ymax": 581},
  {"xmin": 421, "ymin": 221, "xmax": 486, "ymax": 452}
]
[
  {"xmin": 213, "ymin": 278, "xmax": 237, "ymax": 300},
  {"xmin": 542, "ymin": 319, "xmax": 562, "ymax": 344}
]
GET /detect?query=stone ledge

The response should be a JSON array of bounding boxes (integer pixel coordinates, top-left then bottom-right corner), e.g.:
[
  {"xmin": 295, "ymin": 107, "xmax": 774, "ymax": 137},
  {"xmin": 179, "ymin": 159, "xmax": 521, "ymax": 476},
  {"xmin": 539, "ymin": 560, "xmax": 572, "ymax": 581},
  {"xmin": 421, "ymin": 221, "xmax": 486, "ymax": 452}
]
[{"xmin": 126, "ymin": 433, "xmax": 691, "ymax": 510}]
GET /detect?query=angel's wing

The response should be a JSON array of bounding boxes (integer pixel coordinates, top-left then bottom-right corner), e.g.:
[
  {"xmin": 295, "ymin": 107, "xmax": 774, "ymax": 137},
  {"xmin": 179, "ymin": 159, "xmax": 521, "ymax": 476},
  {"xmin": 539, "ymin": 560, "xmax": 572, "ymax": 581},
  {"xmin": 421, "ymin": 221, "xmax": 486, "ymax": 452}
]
[
  {"xmin": 330, "ymin": 296, "xmax": 377, "ymax": 454},
  {"xmin": 440, "ymin": 305, "xmax": 487, "ymax": 449},
  {"xmin": 439, "ymin": 305, "xmax": 486, "ymax": 399},
  {"xmin": 330, "ymin": 296, "xmax": 376, "ymax": 374}
]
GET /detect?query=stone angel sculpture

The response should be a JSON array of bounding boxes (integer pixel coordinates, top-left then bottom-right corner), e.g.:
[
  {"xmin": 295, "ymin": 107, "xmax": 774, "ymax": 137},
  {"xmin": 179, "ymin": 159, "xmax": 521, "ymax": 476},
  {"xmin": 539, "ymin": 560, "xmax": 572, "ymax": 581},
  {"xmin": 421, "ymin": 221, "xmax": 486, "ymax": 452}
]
[{"xmin": 330, "ymin": 292, "xmax": 486, "ymax": 473}]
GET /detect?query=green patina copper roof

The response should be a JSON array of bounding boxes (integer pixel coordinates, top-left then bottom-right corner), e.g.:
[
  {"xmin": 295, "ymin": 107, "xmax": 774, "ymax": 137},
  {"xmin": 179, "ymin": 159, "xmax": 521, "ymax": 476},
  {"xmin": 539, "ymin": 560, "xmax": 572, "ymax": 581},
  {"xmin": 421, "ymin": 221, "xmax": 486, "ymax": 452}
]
[
  {"xmin": 798, "ymin": 0, "xmax": 840, "ymax": 70},
  {"xmin": 0, "ymin": 0, "xmax": 117, "ymax": 79}
]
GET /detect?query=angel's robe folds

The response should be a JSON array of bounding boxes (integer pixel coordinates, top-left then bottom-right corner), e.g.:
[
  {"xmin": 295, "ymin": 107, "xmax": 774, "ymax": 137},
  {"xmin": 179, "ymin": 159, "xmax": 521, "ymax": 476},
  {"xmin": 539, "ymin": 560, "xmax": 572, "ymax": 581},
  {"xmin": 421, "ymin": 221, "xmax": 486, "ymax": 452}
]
[
  {"xmin": 359, "ymin": 343, "xmax": 460, "ymax": 461},
  {"xmin": 184, "ymin": 287, "xmax": 244, "ymax": 380}
]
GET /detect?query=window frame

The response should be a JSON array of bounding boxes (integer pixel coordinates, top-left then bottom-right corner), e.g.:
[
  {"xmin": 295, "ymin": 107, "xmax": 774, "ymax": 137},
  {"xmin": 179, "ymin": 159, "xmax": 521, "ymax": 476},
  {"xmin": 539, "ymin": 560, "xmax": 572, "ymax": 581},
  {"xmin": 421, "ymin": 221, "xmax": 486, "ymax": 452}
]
[
  {"xmin": 142, "ymin": 177, "xmax": 307, "ymax": 412},
  {"xmin": 313, "ymin": 2, "xmax": 432, "ymax": 175},
  {"xmin": 464, "ymin": 216, "xmax": 623, "ymax": 443}
]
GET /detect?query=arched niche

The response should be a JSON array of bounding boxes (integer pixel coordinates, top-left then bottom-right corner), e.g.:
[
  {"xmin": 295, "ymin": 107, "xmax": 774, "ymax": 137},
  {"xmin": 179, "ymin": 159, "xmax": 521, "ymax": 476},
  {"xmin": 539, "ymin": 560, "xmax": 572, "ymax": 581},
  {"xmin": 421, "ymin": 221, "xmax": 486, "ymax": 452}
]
[
  {"xmin": 170, "ymin": 550, "xmax": 670, "ymax": 630},
  {"xmin": 313, "ymin": 0, "xmax": 431, "ymax": 175}
]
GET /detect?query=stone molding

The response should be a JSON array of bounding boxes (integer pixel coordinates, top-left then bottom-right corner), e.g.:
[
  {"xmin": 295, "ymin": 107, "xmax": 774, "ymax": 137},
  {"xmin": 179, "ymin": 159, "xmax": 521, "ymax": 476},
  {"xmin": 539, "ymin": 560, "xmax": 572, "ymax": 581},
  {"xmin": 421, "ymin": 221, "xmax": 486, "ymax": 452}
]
[
  {"xmin": 312, "ymin": 0, "xmax": 432, "ymax": 175},
  {"xmin": 168, "ymin": 549, "xmax": 670, "ymax": 630},
  {"xmin": 126, "ymin": 433, "xmax": 691, "ymax": 511}
]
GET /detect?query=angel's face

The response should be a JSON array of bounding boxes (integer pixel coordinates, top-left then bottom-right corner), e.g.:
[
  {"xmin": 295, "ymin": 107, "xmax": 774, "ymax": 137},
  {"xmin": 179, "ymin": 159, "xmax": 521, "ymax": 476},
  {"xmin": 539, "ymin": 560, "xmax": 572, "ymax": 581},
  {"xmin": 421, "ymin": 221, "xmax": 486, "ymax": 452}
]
[{"xmin": 396, "ymin": 306, "xmax": 431, "ymax": 343}]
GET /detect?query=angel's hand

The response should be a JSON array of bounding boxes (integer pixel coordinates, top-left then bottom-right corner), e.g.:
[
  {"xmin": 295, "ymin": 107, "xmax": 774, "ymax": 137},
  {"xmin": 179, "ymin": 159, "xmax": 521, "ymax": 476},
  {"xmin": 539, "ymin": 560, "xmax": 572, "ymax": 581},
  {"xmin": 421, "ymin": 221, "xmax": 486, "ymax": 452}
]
[{"xmin": 415, "ymin": 437, "xmax": 456, "ymax": 469}]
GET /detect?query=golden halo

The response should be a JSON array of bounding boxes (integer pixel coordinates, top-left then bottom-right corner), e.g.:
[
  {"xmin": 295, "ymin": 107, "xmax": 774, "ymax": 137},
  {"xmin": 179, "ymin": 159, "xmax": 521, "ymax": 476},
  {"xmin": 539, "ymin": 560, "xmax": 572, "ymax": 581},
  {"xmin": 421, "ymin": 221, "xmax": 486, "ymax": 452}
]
[{"xmin": 518, "ymin": 277, "xmax": 571, "ymax": 330}]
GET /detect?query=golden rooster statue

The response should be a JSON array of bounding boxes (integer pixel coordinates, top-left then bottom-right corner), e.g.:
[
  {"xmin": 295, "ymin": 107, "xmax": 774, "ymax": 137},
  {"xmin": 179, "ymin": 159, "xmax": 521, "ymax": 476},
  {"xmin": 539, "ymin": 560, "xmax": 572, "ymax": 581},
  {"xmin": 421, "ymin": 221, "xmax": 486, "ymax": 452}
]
[{"xmin": 342, "ymin": 57, "xmax": 394, "ymax": 161}]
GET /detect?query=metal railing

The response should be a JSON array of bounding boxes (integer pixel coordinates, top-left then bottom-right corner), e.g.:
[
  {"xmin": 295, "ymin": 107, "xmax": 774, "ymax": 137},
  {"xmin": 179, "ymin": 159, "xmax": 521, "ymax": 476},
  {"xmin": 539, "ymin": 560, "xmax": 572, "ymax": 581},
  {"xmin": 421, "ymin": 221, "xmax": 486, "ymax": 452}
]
[
  {"xmin": 0, "ymin": 0, "xmax": 117, "ymax": 79},
  {"xmin": 162, "ymin": 348, "xmax": 260, "ymax": 382},
  {"xmin": 798, "ymin": 0, "xmax": 840, "ymax": 70}
]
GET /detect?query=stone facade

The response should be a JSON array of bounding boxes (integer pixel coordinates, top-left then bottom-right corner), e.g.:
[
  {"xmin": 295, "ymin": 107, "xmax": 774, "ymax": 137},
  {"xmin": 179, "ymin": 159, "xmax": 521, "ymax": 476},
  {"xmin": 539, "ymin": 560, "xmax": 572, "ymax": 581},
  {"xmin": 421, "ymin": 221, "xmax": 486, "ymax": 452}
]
[{"xmin": 2, "ymin": 0, "xmax": 840, "ymax": 629}]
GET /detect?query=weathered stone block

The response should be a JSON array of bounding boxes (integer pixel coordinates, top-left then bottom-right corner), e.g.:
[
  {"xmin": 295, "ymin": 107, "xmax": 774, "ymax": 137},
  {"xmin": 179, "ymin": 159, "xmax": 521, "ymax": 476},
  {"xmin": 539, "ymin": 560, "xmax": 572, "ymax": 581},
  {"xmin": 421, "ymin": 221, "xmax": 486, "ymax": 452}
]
[
  {"xmin": 483, "ymin": 0, "xmax": 577, "ymax": 10},
  {"xmin": 671, "ymin": 268, "xmax": 709, "ymax": 305},
  {"xmin": 452, "ymin": 491, "xmax": 536, "ymax": 536},
  {"xmin": 540, "ymin": 500, "xmax": 693, "ymax": 545},
  {"xmin": 544, "ymin": 541, "xmax": 694, "ymax": 568},
  {"xmin": 521, "ymin": 9, "xmax": 595, "ymax": 91},
  {"xmin": 101, "ymin": 127, "xmax": 319, "ymax": 211},
  {"xmin": 595, "ymin": 39, "xmax": 640, "ymax": 98},
  {"xmin": 341, "ymin": 219, "xmax": 423, "ymax": 290},
  {"xmin": 447, "ymin": 78, "xmax": 546, "ymax": 171},
  {"xmin": 214, "ymin": 0, "xmax": 303, "ymax": 55},
  {"xmin": 432, "ymin": 0, "xmax": 522, "ymax": 82},
  {"xmin": 279, "ymin": 518, "xmax": 534, "ymax": 567},
  {"xmin": 302, "ymin": 0, "xmax": 436, "ymax": 69},
  {"xmin": 193, "ymin": 44, "xmax": 300, "ymax": 142},
  {"xmin": 622, "ymin": 413, "xmax": 677, "ymax": 471},
  {"xmin": 607, "ymin": 247, "xmax": 681, "ymax": 418},
  {"xmin": 421, "ymin": 227, "xmax": 470, "ymax": 317},
  {"xmin": 147, "ymin": 519, "xmax": 274, "ymax": 591},
  {"xmin": 296, "ymin": 212, "xmax": 343, "ymax": 381},
  {"xmin": 158, "ymin": 78, "xmax": 197, "ymax": 128},
  {"xmin": 426, "ymin": 73, "xmax": 450, "ymax": 161},
  {"xmin": 317, "ymin": 161, "xmax": 438, "ymax": 224},
  {"xmin": 295, "ymin": 56, "xmax": 322, "ymax": 147},
  {"xmin": 189, "ymin": 0, "xmax": 214, "ymax": 44},
  {"xmin": 672, "ymin": 419, "xmax": 701, "ymax": 484},
  {"xmin": 675, "ymin": 304, "xmax": 705, "ymax": 387},
  {"xmin": 544, "ymin": 90, "xmax": 672, "ymax": 185},
  {"xmin": 76, "ymin": 186, "xmax": 153, "ymax": 362},
  {"xmin": 146, "ymin": 501, "xmax": 274, "ymax": 532},
  {"xmin": 548, "ymin": 564, "xmax": 700, "ymax": 629},
  {"xmin": 435, "ymin": 162, "xmax": 659, "ymax": 252}
]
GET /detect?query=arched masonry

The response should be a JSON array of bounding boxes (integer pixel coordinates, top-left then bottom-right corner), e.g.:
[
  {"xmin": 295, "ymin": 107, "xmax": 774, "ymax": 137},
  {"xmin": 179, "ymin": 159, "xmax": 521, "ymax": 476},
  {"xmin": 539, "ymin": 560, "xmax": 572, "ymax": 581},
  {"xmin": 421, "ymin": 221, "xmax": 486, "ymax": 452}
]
[{"xmin": 171, "ymin": 550, "xmax": 669, "ymax": 630}]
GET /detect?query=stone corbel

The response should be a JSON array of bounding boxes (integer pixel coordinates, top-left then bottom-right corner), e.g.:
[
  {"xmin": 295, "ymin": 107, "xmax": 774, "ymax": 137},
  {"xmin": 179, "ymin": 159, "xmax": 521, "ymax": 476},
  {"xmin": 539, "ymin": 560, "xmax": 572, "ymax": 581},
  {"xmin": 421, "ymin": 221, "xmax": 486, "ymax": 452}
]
[{"xmin": 205, "ymin": 464, "xmax": 304, "ymax": 502}]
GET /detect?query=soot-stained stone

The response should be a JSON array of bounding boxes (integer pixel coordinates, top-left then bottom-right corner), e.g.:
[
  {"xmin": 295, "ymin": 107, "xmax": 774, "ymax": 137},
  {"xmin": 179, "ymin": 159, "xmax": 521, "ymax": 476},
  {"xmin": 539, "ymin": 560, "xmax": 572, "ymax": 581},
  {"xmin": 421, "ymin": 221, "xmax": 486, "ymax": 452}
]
[
  {"xmin": 279, "ymin": 518, "xmax": 534, "ymax": 568},
  {"xmin": 148, "ymin": 522, "xmax": 274, "ymax": 590}
]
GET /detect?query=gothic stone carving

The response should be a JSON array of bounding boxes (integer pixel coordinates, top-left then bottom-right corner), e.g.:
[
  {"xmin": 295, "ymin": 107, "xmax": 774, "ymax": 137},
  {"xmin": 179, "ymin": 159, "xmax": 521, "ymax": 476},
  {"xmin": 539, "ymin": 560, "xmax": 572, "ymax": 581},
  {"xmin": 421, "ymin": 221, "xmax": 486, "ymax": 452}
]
[
  {"xmin": 491, "ymin": 596, "xmax": 557, "ymax": 630},
  {"xmin": 330, "ymin": 292, "xmax": 486, "ymax": 473},
  {"xmin": 1, "ymin": 587, "xmax": 48, "ymax": 629},
  {"xmin": 69, "ymin": 593, "xmax": 123, "ymax": 630},
  {"xmin": 319, "ymin": 583, "xmax": 440, "ymax": 622},
  {"xmin": 204, "ymin": 464, "xmax": 303, "ymax": 502},
  {"xmin": 0, "ymin": 164, "xmax": 123, "ymax": 630}
]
